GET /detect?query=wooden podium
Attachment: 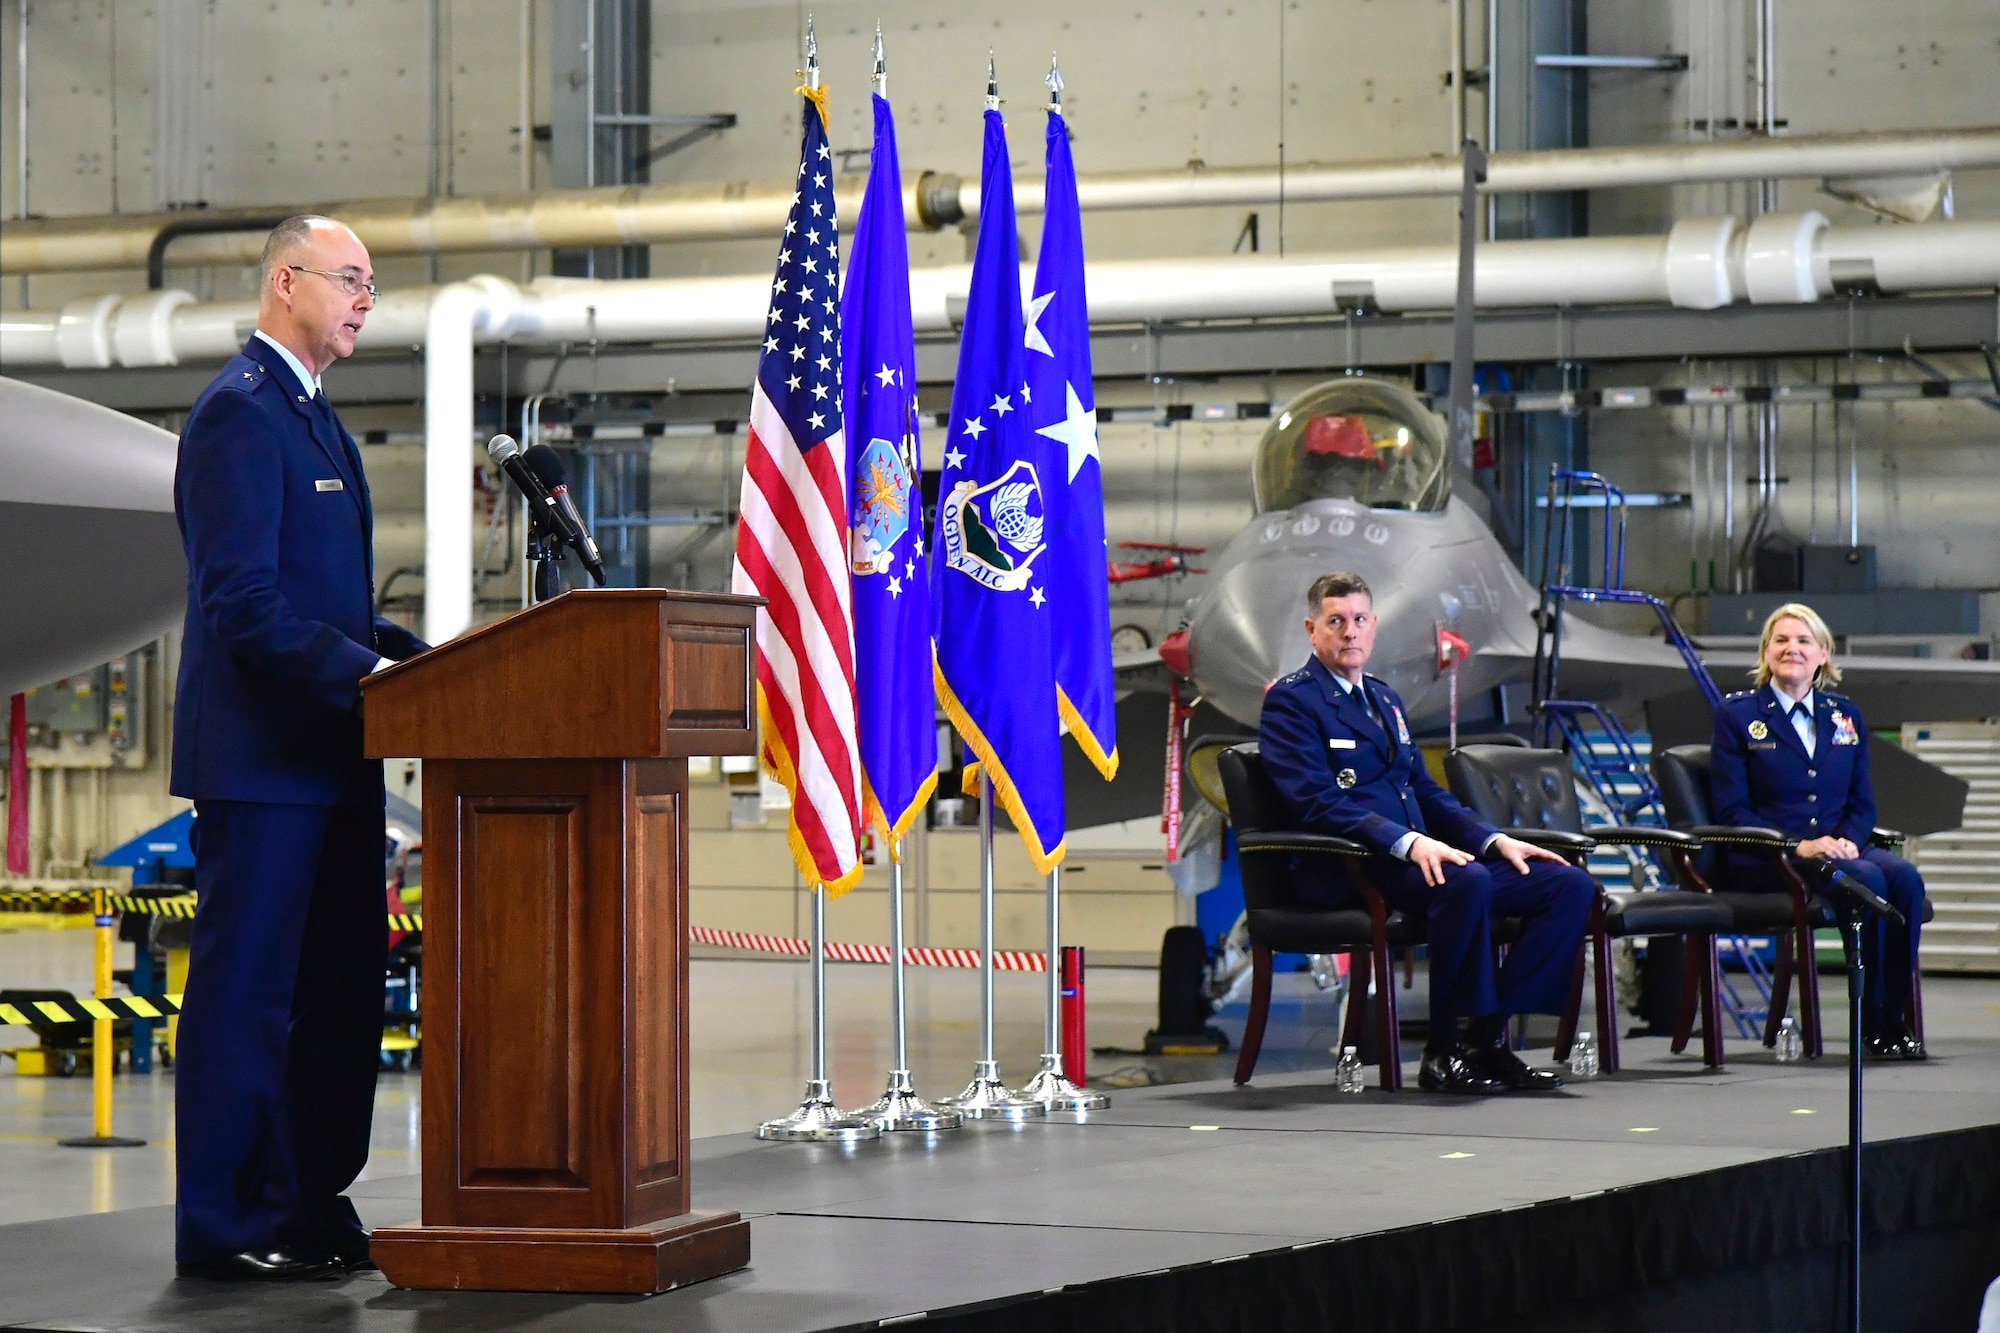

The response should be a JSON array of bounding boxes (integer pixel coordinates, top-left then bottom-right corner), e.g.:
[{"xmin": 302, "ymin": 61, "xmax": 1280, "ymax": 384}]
[{"xmin": 360, "ymin": 589, "xmax": 758, "ymax": 1294}]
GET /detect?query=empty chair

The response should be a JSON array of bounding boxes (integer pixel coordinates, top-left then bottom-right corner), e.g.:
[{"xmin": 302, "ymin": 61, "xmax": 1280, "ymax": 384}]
[{"xmin": 1445, "ymin": 745, "xmax": 1732, "ymax": 1072}]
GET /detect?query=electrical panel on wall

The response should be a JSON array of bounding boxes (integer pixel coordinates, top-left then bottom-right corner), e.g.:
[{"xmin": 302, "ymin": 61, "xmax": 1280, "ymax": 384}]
[{"xmin": 3, "ymin": 651, "xmax": 152, "ymax": 771}]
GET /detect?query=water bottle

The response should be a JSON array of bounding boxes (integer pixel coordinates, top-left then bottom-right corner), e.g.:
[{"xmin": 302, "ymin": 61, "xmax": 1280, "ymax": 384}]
[
  {"xmin": 1775, "ymin": 1016, "xmax": 1802, "ymax": 1063},
  {"xmin": 1569, "ymin": 1031, "xmax": 1599, "ymax": 1080},
  {"xmin": 1334, "ymin": 1046, "xmax": 1365, "ymax": 1094}
]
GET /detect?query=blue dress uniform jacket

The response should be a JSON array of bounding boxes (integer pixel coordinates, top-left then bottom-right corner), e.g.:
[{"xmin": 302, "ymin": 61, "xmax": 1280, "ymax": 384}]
[
  {"xmin": 170, "ymin": 340, "xmax": 427, "ymax": 1265},
  {"xmin": 170, "ymin": 339, "xmax": 425, "ymax": 807},
  {"xmin": 1259, "ymin": 656, "xmax": 1496, "ymax": 894},
  {"xmin": 1708, "ymin": 685, "xmax": 1923, "ymax": 1026},
  {"xmin": 1709, "ymin": 687, "xmax": 1874, "ymax": 851},
  {"xmin": 1259, "ymin": 654, "xmax": 1591, "ymax": 1027}
]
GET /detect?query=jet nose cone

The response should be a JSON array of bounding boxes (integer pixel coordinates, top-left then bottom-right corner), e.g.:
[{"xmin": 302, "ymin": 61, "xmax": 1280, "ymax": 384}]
[{"xmin": 1186, "ymin": 559, "xmax": 1291, "ymax": 725}]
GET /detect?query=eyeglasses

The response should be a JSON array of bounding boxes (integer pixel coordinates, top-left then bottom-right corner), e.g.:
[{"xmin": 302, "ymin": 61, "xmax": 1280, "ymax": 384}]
[{"xmin": 287, "ymin": 265, "xmax": 379, "ymax": 301}]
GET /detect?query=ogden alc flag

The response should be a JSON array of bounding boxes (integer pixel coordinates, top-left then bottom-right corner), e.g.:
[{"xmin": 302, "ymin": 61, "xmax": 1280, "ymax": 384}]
[
  {"xmin": 932, "ymin": 106, "xmax": 1066, "ymax": 872},
  {"xmin": 731, "ymin": 86, "xmax": 864, "ymax": 895},
  {"xmin": 842, "ymin": 87, "xmax": 937, "ymax": 851},
  {"xmin": 1025, "ymin": 98, "xmax": 1117, "ymax": 780}
]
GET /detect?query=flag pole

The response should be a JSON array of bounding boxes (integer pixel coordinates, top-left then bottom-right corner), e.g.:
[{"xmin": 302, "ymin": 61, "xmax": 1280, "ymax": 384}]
[
  {"xmin": 855, "ymin": 839, "xmax": 962, "ymax": 1130},
  {"xmin": 758, "ymin": 880, "xmax": 880, "ymax": 1141},
  {"xmin": 1016, "ymin": 52, "xmax": 1106, "ymax": 1115},
  {"xmin": 945, "ymin": 772, "xmax": 1045, "ymax": 1119},
  {"xmin": 754, "ymin": 13, "xmax": 879, "ymax": 1146},
  {"xmin": 1022, "ymin": 862, "xmax": 1106, "ymax": 1110}
]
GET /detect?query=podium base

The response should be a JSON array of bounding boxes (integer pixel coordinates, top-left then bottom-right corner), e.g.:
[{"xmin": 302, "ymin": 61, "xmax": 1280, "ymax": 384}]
[{"xmin": 371, "ymin": 1209, "xmax": 749, "ymax": 1294}]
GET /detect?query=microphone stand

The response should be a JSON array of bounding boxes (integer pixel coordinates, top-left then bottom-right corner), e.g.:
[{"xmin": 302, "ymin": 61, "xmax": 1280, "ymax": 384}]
[
  {"xmin": 526, "ymin": 522, "xmax": 565, "ymax": 604},
  {"xmin": 1842, "ymin": 906, "xmax": 1865, "ymax": 1333},
  {"xmin": 1819, "ymin": 867, "xmax": 1903, "ymax": 1333}
]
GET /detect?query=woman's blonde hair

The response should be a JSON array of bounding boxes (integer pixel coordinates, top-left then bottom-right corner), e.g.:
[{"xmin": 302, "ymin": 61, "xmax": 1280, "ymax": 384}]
[{"xmin": 1753, "ymin": 602, "xmax": 1843, "ymax": 689}]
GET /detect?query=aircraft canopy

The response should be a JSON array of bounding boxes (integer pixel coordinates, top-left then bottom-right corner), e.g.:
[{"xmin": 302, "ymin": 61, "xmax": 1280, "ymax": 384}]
[{"xmin": 1252, "ymin": 378, "xmax": 1449, "ymax": 513}]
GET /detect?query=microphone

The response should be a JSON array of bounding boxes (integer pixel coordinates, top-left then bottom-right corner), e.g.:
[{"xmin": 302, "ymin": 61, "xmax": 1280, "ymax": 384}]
[
  {"xmin": 486, "ymin": 434, "xmax": 575, "ymax": 545},
  {"xmin": 1825, "ymin": 869, "xmax": 1906, "ymax": 927},
  {"xmin": 523, "ymin": 443, "xmax": 608, "ymax": 586}
]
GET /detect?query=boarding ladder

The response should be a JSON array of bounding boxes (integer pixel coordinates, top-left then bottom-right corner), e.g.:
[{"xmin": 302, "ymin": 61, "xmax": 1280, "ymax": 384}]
[{"xmin": 1530, "ymin": 468, "xmax": 1771, "ymax": 1039}]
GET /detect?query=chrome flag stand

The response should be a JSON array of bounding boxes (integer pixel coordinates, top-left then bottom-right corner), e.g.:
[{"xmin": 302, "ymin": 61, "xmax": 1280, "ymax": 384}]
[
  {"xmin": 854, "ymin": 842, "xmax": 962, "ymax": 1131},
  {"xmin": 945, "ymin": 775, "xmax": 1045, "ymax": 1120},
  {"xmin": 758, "ymin": 884, "xmax": 880, "ymax": 1142},
  {"xmin": 1021, "ymin": 864, "xmax": 1107, "ymax": 1111}
]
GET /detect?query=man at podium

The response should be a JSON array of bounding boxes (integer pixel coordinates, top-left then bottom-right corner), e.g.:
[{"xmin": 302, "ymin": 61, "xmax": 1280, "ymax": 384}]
[{"xmin": 169, "ymin": 216, "xmax": 428, "ymax": 1282}]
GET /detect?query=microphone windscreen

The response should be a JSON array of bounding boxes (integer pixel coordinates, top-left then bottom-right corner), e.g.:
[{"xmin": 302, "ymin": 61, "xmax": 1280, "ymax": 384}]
[
  {"xmin": 486, "ymin": 433, "xmax": 520, "ymax": 462},
  {"xmin": 523, "ymin": 443, "xmax": 568, "ymax": 489}
]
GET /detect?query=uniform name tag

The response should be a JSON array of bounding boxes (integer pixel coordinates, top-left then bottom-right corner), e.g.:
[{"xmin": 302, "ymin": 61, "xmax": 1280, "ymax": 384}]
[
  {"xmin": 315, "ymin": 478, "xmax": 345, "ymax": 492},
  {"xmin": 1329, "ymin": 738, "xmax": 1357, "ymax": 750},
  {"xmin": 1749, "ymin": 741, "xmax": 1778, "ymax": 750}
]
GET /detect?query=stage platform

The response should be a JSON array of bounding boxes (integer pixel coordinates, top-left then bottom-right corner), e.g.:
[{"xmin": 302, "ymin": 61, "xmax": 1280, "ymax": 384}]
[{"xmin": 2, "ymin": 1041, "xmax": 1996, "ymax": 1333}]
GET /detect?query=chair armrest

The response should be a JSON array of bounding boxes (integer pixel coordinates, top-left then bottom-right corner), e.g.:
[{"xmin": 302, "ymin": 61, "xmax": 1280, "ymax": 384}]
[
  {"xmin": 1497, "ymin": 828, "xmax": 1596, "ymax": 854},
  {"xmin": 1588, "ymin": 825, "xmax": 1703, "ymax": 850},
  {"xmin": 1236, "ymin": 831, "xmax": 1371, "ymax": 859},
  {"xmin": 1685, "ymin": 823, "xmax": 1791, "ymax": 850},
  {"xmin": 1871, "ymin": 827, "xmax": 1907, "ymax": 849}
]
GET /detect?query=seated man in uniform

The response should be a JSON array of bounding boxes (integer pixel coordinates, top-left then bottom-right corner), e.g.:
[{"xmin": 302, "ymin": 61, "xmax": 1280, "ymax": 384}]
[{"xmin": 1258, "ymin": 572, "xmax": 1594, "ymax": 1093}]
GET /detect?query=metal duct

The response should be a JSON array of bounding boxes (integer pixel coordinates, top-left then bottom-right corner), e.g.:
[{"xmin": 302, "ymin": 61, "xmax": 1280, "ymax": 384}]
[{"xmin": 3, "ymin": 127, "xmax": 1998, "ymax": 277}]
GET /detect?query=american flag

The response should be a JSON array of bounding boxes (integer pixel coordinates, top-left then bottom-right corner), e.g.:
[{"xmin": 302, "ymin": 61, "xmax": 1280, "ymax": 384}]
[{"xmin": 731, "ymin": 91, "xmax": 863, "ymax": 896}]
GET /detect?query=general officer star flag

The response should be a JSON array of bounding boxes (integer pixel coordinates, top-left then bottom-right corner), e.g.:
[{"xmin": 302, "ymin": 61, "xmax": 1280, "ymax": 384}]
[
  {"xmin": 932, "ymin": 105, "xmax": 1066, "ymax": 873},
  {"xmin": 731, "ymin": 85, "xmax": 864, "ymax": 896},
  {"xmin": 1025, "ymin": 90, "xmax": 1117, "ymax": 781},
  {"xmin": 842, "ymin": 85, "xmax": 937, "ymax": 851}
]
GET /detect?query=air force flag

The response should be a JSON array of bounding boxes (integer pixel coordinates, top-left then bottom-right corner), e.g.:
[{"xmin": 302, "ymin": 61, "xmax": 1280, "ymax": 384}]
[
  {"xmin": 842, "ymin": 89, "xmax": 938, "ymax": 849},
  {"xmin": 931, "ymin": 107, "xmax": 1066, "ymax": 872},
  {"xmin": 1025, "ymin": 102, "xmax": 1117, "ymax": 780}
]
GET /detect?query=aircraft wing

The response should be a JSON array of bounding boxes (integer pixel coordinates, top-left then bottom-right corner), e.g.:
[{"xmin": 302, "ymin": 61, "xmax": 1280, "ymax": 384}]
[
  {"xmin": 1481, "ymin": 616, "xmax": 2000, "ymax": 730},
  {"xmin": 1, "ymin": 378, "xmax": 184, "ymax": 697}
]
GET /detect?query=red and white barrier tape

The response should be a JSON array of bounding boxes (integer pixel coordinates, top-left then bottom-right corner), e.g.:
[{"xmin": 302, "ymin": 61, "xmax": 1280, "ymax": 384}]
[{"xmin": 689, "ymin": 925, "xmax": 1047, "ymax": 972}]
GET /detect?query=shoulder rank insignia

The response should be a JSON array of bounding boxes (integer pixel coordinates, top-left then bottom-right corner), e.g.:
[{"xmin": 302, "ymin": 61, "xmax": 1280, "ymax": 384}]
[
  {"xmin": 1748, "ymin": 720, "xmax": 1769, "ymax": 740},
  {"xmin": 1832, "ymin": 712, "xmax": 1860, "ymax": 746},
  {"xmin": 1336, "ymin": 768, "xmax": 1358, "ymax": 789}
]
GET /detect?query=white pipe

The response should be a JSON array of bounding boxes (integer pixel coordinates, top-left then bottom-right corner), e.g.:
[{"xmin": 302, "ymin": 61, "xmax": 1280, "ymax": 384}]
[
  {"xmin": 972, "ymin": 127, "xmax": 2000, "ymax": 222},
  {"xmin": 8, "ymin": 217, "xmax": 2000, "ymax": 375},
  {"xmin": 423, "ymin": 284, "xmax": 478, "ymax": 644},
  {"xmin": 4, "ymin": 128, "xmax": 2000, "ymax": 276},
  {"xmin": 8, "ymin": 214, "xmax": 2000, "ymax": 643}
]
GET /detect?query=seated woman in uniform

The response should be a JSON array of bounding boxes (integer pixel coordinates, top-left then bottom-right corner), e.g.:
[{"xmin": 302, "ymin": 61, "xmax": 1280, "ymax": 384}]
[{"xmin": 1709, "ymin": 603, "xmax": 1927, "ymax": 1059}]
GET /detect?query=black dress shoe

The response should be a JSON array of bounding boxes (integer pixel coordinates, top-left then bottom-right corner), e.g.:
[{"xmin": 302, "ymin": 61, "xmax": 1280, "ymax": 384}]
[
  {"xmin": 1474, "ymin": 1044, "xmax": 1565, "ymax": 1092},
  {"xmin": 1865, "ymin": 1024, "xmax": 1928, "ymax": 1061},
  {"xmin": 176, "ymin": 1249, "xmax": 344, "ymax": 1283},
  {"xmin": 1418, "ymin": 1045, "xmax": 1506, "ymax": 1095}
]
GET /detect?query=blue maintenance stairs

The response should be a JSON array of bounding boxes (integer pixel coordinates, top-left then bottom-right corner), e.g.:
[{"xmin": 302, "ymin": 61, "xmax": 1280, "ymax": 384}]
[{"xmin": 1531, "ymin": 468, "xmax": 1773, "ymax": 1040}]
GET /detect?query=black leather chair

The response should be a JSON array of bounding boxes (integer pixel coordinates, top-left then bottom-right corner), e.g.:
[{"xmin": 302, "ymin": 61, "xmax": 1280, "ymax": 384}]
[
  {"xmin": 1217, "ymin": 743, "xmax": 1422, "ymax": 1091},
  {"xmin": 1444, "ymin": 745, "xmax": 1732, "ymax": 1071},
  {"xmin": 1652, "ymin": 743, "xmax": 1928, "ymax": 1060}
]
